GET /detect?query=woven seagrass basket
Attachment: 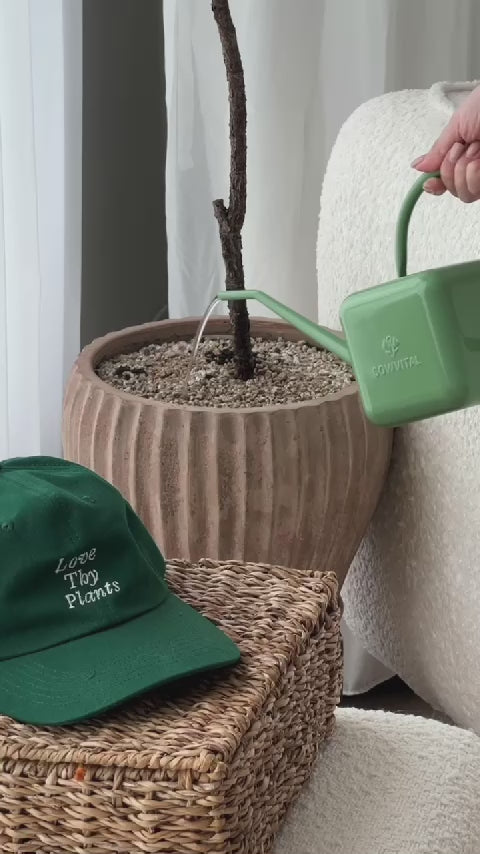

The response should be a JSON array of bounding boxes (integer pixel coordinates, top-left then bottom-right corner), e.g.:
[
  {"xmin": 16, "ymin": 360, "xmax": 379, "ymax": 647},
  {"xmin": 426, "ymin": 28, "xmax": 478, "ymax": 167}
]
[{"xmin": 0, "ymin": 559, "xmax": 342, "ymax": 854}]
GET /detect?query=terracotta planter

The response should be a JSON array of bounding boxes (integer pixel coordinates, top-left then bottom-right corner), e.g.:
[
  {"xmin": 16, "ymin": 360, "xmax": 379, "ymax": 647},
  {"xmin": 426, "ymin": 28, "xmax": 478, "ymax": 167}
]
[{"xmin": 63, "ymin": 317, "xmax": 392, "ymax": 586}]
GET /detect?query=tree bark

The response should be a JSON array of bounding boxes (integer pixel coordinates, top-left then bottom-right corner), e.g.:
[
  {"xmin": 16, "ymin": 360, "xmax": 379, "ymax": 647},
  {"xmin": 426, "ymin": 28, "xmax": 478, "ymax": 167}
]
[{"xmin": 212, "ymin": 0, "xmax": 255, "ymax": 380}]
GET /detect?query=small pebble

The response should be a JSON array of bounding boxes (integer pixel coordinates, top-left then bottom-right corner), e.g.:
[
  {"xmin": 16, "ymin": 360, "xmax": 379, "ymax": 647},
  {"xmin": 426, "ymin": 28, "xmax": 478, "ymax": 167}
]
[{"xmin": 97, "ymin": 337, "xmax": 354, "ymax": 408}]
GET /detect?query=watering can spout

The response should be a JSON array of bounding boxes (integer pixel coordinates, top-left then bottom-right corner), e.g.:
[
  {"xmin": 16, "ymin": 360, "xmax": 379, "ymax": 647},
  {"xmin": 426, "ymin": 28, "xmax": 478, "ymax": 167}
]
[{"xmin": 216, "ymin": 290, "xmax": 352, "ymax": 365}]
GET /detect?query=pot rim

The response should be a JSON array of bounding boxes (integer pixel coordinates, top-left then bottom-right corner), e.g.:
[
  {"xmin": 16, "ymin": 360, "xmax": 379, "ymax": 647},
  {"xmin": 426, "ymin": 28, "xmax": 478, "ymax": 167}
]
[{"xmin": 73, "ymin": 316, "xmax": 360, "ymax": 416}]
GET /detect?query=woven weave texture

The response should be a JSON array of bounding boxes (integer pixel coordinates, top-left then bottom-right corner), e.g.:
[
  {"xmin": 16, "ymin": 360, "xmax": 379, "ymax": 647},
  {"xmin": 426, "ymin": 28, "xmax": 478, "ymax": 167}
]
[{"xmin": 0, "ymin": 560, "xmax": 342, "ymax": 854}]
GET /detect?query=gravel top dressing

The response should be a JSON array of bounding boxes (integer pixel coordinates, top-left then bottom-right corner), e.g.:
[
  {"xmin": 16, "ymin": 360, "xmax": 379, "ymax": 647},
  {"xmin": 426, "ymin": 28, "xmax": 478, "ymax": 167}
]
[{"xmin": 97, "ymin": 337, "xmax": 355, "ymax": 408}]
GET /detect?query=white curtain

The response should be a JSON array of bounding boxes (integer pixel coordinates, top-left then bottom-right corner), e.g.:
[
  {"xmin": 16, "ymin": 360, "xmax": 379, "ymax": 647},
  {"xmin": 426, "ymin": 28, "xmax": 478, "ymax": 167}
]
[
  {"xmin": 164, "ymin": 0, "xmax": 479, "ymax": 693},
  {"xmin": 0, "ymin": 0, "xmax": 82, "ymax": 460},
  {"xmin": 164, "ymin": 0, "xmax": 325, "ymax": 321}
]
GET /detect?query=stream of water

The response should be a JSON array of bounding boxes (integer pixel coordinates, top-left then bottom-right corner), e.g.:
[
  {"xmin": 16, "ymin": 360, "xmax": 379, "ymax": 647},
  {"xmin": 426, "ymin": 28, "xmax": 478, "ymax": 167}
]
[{"xmin": 187, "ymin": 297, "xmax": 222, "ymax": 380}]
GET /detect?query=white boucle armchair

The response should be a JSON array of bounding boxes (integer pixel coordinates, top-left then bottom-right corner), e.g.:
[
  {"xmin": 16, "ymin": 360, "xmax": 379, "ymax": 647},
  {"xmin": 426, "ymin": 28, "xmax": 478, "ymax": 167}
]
[{"xmin": 316, "ymin": 81, "xmax": 480, "ymax": 732}]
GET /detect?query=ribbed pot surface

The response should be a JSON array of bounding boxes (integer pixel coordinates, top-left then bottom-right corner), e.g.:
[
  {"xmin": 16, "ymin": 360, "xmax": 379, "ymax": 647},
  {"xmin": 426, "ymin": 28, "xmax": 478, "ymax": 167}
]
[{"xmin": 63, "ymin": 317, "xmax": 392, "ymax": 586}]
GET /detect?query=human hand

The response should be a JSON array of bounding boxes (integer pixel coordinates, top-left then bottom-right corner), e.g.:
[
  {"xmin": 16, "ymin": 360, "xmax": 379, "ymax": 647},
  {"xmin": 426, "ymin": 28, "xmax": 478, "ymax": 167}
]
[{"xmin": 412, "ymin": 85, "xmax": 480, "ymax": 202}]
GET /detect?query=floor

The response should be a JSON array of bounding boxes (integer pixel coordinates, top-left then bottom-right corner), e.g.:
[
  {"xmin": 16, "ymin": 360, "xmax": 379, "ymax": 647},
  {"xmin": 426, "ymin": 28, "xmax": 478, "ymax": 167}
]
[{"xmin": 341, "ymin": 675, "xmax": 452, "ymax": 724}]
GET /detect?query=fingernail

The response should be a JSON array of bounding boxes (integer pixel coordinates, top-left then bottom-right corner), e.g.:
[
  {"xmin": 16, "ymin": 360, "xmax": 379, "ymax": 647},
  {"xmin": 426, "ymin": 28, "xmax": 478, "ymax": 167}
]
[
  {"xmin": 449, "ymin": 142, "xmax": 466, "ymax": 163},
  {"xmin": 411, "ymin": 155, "xmax": 425, "ymax": 168},
  {"xmin": 466, "ymin": 141, "xmax": 480, "ymax": 159}
]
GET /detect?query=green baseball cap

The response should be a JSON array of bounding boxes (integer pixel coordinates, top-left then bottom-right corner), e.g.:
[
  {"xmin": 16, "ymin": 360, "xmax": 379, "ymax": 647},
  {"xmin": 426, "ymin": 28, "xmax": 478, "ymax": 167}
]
[{"xmin": 0, "ymin": 456, "xmax": 240, "ymax": 726}]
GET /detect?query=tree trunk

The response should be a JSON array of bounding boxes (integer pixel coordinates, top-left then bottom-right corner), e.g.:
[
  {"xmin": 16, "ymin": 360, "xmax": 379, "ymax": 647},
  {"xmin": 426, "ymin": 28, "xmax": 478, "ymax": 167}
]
[{"xmin": 212, "ymin": 0, "xmax": 255, "ymax": 380}]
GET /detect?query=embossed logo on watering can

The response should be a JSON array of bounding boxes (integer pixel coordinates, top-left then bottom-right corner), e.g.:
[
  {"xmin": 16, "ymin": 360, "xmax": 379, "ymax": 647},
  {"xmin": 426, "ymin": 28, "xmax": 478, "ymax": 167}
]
[
  {"xmin": 382, "ymin": 335, "xmax": 399, "ymax": 357},
  {"xmin": 372, "ymin": 336, "xmax": 421, "ymax": 378}
]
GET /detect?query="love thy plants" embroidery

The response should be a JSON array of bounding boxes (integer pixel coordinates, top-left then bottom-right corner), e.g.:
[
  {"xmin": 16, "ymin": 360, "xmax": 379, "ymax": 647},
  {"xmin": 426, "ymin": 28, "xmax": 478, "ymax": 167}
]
[{"xmin": 55, "ymin": 548, "xmax": 120, "ymax": 610}]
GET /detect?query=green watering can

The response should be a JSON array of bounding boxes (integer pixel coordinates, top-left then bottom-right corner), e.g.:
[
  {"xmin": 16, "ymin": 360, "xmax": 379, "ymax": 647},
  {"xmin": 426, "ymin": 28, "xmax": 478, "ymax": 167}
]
[{"xmin": 218, "ymin": 171, "xmax": 480, "ymax": 428}]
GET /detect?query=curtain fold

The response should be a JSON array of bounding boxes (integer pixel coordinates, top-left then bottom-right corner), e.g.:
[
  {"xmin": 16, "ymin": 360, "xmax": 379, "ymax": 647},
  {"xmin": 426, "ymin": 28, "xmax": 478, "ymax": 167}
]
[{"xmin": 0, "ymin": 0, "xmax": 82, "ymax": 459}]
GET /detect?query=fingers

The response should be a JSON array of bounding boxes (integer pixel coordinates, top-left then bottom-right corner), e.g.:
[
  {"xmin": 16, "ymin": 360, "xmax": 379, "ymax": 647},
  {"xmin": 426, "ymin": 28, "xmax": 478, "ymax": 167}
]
[
  {"xmin": 453, "ymin": 147, "xmax": 474, "ymax": 202},
  {"xmin": 443, "ymin": 141, "xmax": 480, "ymax": 202},
  {"xmin": 422, "ymin": 141, "xmax": 465, "ymax": 196},
  {"xmin": 465, "ymin": 143, "xmax": 480, "ymax": 200},
  {"xmin": 421, "ymin": 141, "xmax": 480, "ymax": 202},
  {"xmin": 440, "ymin": 141, "xmax": 467, "ymax": 198},
  {"xmin": 412, "ymin": 120, "xmax": 460, "ymax": 173}
]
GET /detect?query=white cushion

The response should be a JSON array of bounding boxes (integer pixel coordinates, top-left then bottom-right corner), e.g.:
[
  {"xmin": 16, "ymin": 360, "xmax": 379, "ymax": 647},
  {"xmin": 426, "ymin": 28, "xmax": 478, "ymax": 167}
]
[{"xmin": 275, "ymin": 707, "xmax": 480, "ymax": 854}]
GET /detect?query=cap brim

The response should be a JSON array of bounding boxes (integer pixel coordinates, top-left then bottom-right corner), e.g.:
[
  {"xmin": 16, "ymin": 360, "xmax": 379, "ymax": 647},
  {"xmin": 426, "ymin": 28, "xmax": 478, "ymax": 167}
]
[{"xmin": 0, "ymin": 593, "xmax": 240, "ymax": 725}]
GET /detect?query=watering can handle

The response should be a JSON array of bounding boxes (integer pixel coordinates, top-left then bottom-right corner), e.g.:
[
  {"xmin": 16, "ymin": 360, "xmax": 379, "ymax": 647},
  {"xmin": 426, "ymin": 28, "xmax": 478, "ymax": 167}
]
[{"xmin": 395, "ymin": 170, "xmax": 441, "ymax": 278}]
